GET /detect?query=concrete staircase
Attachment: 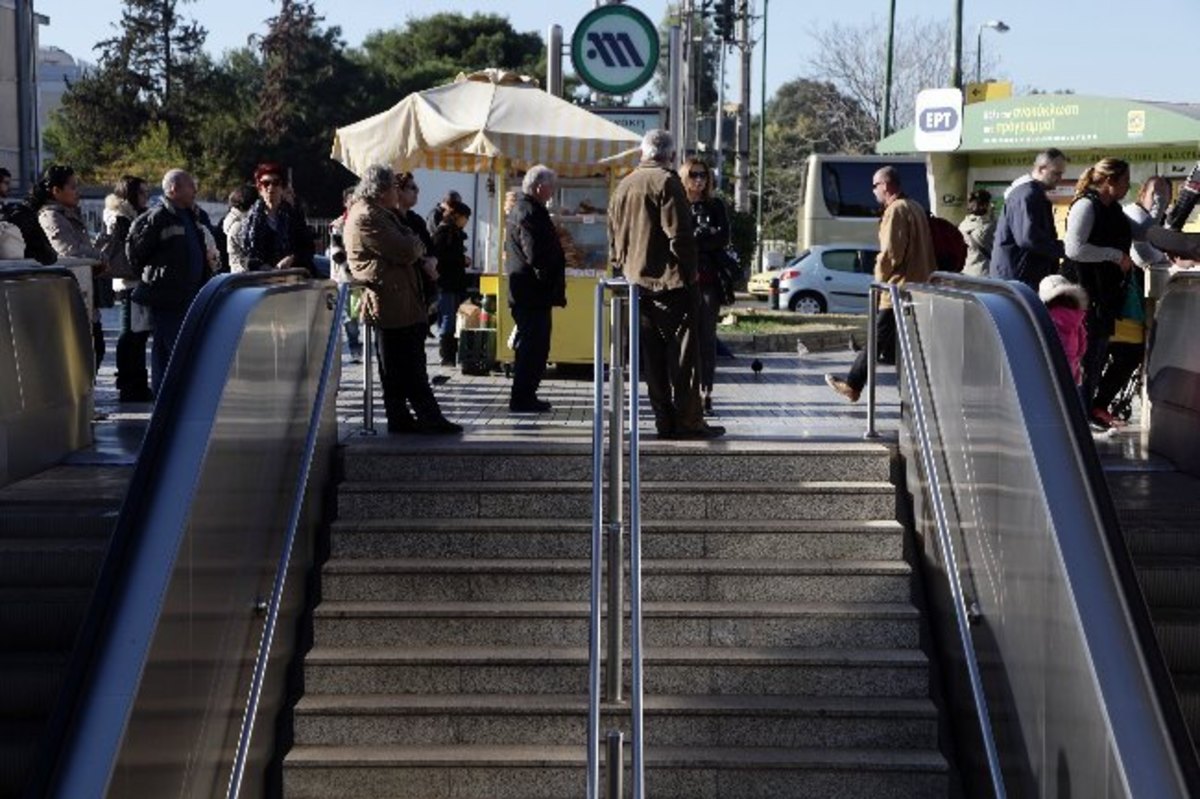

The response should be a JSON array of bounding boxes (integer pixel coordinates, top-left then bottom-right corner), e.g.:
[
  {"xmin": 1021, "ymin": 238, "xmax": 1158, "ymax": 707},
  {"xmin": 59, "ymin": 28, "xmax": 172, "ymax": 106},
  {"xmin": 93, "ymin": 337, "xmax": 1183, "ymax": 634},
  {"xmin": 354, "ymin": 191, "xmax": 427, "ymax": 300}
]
[
  {"xmin": 0, "ymin": 464, "xmax": 130, "ymax": 798},
  {"xmin": 284, "ymin": 440, "xmax": 949, "ymax": 798}
]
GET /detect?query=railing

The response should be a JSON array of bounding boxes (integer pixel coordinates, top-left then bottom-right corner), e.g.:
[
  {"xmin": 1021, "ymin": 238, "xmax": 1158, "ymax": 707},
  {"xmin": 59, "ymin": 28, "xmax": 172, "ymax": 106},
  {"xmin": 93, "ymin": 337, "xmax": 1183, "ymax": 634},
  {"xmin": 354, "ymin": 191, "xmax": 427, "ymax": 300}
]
[
  {"xmin": 866, "ymin": 275, "xmax": 1198, "ymax": 797},
  {"xmin": 587, "ymin": 278, "xmax": 644, "ymax": 799},
  {"xmin": 0, "ymin": 264, "xmax": 93, "ymax": 487},
  {"xmin": 29, "ymin": 270, "xmax": 342, "ymax": 799}
]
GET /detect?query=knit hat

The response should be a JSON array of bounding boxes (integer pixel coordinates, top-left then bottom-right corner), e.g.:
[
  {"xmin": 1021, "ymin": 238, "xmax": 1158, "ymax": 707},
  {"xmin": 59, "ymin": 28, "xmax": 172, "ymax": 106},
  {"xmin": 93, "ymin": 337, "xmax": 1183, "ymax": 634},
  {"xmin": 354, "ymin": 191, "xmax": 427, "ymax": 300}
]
[{"xmin": 1038, "ymin": 274, "xmax": 1087, "ymax": 308}]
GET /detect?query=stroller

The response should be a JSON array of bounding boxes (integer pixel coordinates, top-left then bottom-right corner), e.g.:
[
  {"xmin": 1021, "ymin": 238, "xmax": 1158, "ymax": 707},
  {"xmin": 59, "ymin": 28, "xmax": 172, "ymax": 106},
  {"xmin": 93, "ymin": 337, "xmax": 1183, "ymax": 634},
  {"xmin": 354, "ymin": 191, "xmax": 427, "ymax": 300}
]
[{"xmin": 1107, "ymin": 358, "xmax": 1143, "ymax": 423}]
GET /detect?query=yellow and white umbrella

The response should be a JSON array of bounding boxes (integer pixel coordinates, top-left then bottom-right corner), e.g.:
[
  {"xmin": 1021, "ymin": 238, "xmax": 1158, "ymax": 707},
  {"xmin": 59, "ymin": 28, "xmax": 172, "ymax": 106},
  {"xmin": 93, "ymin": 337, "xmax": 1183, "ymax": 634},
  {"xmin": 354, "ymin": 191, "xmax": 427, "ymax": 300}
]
[{"xmin": 331, "ymin": 69, "xmax": 643, "ymax": 177}]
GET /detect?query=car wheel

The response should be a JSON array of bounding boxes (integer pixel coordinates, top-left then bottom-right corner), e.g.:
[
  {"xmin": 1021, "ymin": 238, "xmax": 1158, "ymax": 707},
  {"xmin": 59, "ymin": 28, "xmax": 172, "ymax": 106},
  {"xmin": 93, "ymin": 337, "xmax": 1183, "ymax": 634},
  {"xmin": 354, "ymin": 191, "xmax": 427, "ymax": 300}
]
[{"xmin": 789, "ymin": 291, "xmax": 827, "ymax": 314}]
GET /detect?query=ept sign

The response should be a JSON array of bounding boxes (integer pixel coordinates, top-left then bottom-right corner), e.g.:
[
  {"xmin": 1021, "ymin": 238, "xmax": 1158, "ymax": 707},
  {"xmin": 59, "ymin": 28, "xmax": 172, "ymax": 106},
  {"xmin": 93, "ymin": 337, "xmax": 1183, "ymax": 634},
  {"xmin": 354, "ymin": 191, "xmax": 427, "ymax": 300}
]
[
  {"xmin": 572, "ymin": 5, "xmax": 659, "ymax": 95},
  {"xmin": 914, "ymin": 88, "xmax": 964, "ymax": 152}
]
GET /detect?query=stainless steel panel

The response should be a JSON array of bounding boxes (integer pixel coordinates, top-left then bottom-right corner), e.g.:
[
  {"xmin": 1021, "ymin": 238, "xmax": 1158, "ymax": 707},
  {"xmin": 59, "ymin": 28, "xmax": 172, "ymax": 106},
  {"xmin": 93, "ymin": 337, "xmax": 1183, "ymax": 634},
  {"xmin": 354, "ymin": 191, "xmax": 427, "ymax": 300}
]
[
  {"xmin": 900, "ymin": 278, "xmax": 1189, "ymax": 798},
  {"xmin": 0, "ymin": 265, "xmax": 93, "ymax": 487},
  {"xmin": 1147, "ymin": 272, "xmax": 1200, "ymax": 476},
  {"xmin": 49, "ymin": 276, "xmax": 339, "ymax": 799}
]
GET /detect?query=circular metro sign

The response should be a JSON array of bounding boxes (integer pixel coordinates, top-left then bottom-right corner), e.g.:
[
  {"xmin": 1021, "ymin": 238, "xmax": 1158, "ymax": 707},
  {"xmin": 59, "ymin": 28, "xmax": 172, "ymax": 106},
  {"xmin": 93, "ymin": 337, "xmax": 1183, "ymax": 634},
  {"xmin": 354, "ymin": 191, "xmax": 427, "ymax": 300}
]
[{"xmin": 571, "ymin": 5, "xmax": 660, "ymax": 95}]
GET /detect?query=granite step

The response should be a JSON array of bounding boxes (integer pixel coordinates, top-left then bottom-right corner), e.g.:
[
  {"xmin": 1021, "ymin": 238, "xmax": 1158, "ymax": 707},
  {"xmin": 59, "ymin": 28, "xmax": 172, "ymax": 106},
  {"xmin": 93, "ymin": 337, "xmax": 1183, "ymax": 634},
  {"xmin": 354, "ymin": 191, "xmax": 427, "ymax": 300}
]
[
  {"xmin": 283, "ymin": 743, "xmax": 948, "ymax": 799},
  {"xmin": 319, "ymin": 558, "xmax": 913, "ymax": 604},
  {"xmin": 336, "ymin": 480, "xmax": 895, "ymax": 521},
  {"xmin": 340, "ymin": 442, "xmax": 892, "ymax": 484},
  {"xmin": 329, "ymin": 518, "xmax": 905, "ymax": 561},
  {"xmin": 292, "ymin": 693, "xmax": 939, "ymax": 749},
  {"xmin": 301, "ymin": 646, "xmax": 930, "ymax": 698},
  {"xmin": 312, "ymin": 600, "xmax": 921, "ymax": 649}
]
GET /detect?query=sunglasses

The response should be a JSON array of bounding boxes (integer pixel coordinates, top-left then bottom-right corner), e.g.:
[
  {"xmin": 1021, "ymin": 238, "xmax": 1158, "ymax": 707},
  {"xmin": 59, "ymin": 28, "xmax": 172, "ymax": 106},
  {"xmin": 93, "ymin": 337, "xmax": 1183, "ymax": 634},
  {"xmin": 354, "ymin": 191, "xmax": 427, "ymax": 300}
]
[
  {"xmin": 687, "ymin": 171, "xmax": 708, "ymax": 179},
  {"xmin": 259, "ymin": 178, "xmax": 284, "ymax": 188}
]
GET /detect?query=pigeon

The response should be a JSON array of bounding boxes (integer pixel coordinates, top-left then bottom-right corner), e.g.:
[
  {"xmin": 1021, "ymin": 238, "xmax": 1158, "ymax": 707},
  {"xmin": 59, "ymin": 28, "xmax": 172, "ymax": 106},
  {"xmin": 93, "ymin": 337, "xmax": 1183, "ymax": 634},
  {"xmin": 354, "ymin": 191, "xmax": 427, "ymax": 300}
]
[{"xmin": 751, "ymin": 358, "xmax": 763, "ymax": 376}]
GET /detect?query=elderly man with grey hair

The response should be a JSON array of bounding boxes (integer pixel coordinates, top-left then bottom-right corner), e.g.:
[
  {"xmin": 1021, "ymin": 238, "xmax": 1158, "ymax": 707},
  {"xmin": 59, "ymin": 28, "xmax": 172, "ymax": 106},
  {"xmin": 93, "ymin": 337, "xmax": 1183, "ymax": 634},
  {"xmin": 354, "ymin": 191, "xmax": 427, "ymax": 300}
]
[
  {"xmin": 608, "ymin": 129, "xmax": 723, "ymax": 439},
  {"xmin": 127, "ymin": 168, "xmax": 209, "ymax": 395},
  {"xmin": 505, "ymin": 163, "xmax": 566, "ymax": 412}
]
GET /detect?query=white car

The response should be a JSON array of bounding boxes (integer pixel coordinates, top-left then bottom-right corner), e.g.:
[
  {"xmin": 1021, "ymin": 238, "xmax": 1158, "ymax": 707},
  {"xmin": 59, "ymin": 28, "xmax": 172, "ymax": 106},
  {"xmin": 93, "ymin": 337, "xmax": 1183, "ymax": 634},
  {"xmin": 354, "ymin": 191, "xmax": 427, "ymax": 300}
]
[{"xmin": 777, "ymin": 243, "xmax": 879, "ymax": 314}]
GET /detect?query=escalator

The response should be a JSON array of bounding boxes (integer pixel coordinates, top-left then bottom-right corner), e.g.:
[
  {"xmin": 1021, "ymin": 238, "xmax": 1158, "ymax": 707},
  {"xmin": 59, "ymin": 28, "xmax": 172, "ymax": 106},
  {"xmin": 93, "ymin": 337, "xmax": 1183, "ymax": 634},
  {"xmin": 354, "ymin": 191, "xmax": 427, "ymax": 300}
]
[
  {"xmin": 0, "ymin": 266, "xmax": 343, "ymax": 798},
  {"xmin": 887, "ymin": 272, "xmax": 1200, "ymax": 797}
]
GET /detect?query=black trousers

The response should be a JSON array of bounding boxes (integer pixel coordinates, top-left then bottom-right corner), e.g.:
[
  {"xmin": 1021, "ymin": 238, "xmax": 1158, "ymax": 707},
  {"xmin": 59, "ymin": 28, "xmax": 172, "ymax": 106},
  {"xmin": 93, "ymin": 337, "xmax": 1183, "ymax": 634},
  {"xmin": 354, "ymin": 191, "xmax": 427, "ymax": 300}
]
[
  {"xmin": 639, "ymin": 286, "xmax": 704, "ymax": 434},
  {"xmin": 847, "ymin": 307, "xmax": 896, "ymax": 392},
  {"xmin": 116, "ymin": 292, "xmax": 150, "ymax": 394},
  {"xmin": 510, "ymin": 304, "xmax": 552, "ymax": 403},
  {"xmin": 376, "ymin": 323, "xmax": 445, "ymax": 425}
]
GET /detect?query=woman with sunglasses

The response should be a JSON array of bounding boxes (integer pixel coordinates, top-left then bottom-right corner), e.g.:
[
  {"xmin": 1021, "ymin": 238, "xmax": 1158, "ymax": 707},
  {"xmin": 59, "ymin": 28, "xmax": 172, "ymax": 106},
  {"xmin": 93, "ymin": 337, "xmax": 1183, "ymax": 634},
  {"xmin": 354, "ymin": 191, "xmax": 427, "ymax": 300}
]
[
  {"xmin": 679, "ymin": 157, "xmax": 730, "ymax": 414},
  {"xmin": 241, "ymin": 162, "xmax": 315, "ymax": 274}
]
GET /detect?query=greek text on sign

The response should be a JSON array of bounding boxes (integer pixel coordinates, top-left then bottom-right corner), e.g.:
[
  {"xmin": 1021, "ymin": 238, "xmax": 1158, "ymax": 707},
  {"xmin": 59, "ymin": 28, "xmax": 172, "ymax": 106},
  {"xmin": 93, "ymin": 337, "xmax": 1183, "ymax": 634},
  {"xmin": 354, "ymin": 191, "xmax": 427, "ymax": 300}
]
[
  {"xmin": 571, "ymin": 5, "xmax": 660, "ymax": 95},
  {"xmin": 914, "ymin": 88, "xmax": 964, "ymax": 152}
]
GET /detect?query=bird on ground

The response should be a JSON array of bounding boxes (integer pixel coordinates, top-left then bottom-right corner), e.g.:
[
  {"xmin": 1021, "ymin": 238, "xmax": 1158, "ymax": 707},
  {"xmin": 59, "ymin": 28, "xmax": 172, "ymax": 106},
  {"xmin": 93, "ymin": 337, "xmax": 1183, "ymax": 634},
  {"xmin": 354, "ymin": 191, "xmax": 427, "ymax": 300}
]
[{"xmin": 751, "ymin": 358, "xmax": 763, "ymax": 376}]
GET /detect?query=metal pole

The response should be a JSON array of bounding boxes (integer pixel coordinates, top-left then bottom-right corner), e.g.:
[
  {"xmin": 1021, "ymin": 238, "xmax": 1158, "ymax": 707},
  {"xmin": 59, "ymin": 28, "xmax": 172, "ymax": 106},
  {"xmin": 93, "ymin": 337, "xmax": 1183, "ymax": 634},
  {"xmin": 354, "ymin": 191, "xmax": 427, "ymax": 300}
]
[
  {"xmin": 547, "ymin": 25, "xmax": 564, "ymax": 97},
  {"xmin": 668, "ymin": 26, "xmax": 684, "ymax": 169},
  {"xmin": 951, "ymin": 0, "xmax": 964, "ymax": 89},
  {"xmin": 881, "ymin": 0, "xmax": 896, "ymax": 139},
  {"xmin": 734, "ymin": 0, "xmax": 752, "ymax": 211},
  {"xmin": 754, "ymin": 0, "xmax": 768, "ymax": 273},
  {"xmin": 605, "ymin": 293, "xmax": 624, "ymax": 702},
  {"xmin": 627, "ymin": 287, "xmax": 645, "ymax": 799},
  {"xmin": 587, "ymin": 281, "xmax": 607, "ymax": 799},
  {"xmin": 713, "ymin": 42, "xmax": 727, "ymax": 190},
  {"xmin": 361, "ymin": 323, "xmax": 376, "ymax": 435},
  {"xmin": 864, "ymin": 286, "xmax": 880, "ymax": 440},
  {"xmin": 605, "ymin": 730, "xmax": 624, "ymax": 799},
  {"xmin": 975, "ymin": 25, "xmax": 983, "ymax": 85},
  {"xmin": 15, "ymin": 0, "xmax": 38, "ymax": 190}
]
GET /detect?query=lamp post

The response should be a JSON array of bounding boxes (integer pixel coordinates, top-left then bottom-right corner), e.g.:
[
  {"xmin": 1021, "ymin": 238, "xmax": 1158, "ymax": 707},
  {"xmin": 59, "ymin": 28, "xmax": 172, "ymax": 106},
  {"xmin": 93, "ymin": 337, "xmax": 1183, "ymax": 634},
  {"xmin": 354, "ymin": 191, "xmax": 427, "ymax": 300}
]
[
  {"xmin": 881, "ymin": 0, "xmax": 896, "ymax": 139},
  {"xmin": 975, "ymin": 20, "xmax": 1010, "ymax": 84}
]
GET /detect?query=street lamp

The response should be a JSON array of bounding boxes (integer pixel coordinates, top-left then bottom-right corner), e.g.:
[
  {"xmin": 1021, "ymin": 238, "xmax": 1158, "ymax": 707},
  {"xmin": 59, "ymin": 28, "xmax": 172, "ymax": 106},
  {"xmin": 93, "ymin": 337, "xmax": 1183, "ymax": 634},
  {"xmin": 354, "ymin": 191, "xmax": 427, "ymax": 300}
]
[{"xmin": 975, "ymin": 20, "xmax": 1010, "ymax": 84}]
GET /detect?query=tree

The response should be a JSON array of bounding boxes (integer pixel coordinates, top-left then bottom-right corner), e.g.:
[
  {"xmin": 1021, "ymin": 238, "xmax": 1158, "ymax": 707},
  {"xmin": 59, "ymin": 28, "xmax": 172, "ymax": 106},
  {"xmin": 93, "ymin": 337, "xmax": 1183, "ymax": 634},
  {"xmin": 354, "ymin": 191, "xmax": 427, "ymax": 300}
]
[
  {"xmin": 750, "ymin": 79, "xmax": 875, "ymax": 243},
  {"xmin": 356, "ymin": 13, "xmax": 544, "ymax": 109}
]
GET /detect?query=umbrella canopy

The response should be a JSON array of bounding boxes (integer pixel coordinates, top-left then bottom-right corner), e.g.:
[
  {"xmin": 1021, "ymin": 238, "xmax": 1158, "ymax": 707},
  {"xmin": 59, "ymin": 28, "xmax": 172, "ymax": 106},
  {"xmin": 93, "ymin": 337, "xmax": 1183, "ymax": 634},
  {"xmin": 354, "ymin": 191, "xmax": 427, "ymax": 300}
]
[{"xmin": 331, "ymin": 69, "xmax": 644, "ymax": 177}]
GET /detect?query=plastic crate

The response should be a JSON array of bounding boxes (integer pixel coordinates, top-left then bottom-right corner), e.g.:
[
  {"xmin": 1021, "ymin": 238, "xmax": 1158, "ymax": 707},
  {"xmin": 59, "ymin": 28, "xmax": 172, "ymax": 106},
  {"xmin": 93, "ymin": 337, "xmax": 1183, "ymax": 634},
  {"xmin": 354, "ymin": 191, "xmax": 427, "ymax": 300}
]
[{"xmin": 459, "ymin": 328, "xmax": 496, "ymax": 375}]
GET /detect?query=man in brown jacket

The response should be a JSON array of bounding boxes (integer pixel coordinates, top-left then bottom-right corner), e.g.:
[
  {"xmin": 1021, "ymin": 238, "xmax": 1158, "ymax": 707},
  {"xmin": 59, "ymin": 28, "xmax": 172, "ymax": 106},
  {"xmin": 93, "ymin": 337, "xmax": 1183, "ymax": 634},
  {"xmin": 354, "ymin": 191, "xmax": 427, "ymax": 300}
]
[
  {"xmin": 826, "ymin": 165, "xmax": 934, "ymax": 402},
  {"xmin": 609, "ymin": 129, "xmax": 724, "ymax": 439}
]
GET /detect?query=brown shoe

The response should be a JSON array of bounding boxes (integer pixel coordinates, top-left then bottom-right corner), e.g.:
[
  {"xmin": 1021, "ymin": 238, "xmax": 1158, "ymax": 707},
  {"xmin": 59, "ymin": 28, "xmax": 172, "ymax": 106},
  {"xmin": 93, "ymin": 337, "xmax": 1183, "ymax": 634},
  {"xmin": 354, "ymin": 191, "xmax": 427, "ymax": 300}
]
[{"xmin": 825, "ymin": 374, "xmax": 861, "ymax": 403}]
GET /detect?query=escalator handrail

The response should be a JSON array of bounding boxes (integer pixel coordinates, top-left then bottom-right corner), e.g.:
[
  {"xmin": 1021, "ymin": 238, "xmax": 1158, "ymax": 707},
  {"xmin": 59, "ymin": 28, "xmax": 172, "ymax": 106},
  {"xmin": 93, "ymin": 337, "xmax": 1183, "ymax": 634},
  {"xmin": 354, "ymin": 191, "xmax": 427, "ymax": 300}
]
[
  {"xmin": 882, "ymin": 282, "xmax": 1006, "ymax": 798},
  {"xmin": 913, "ymin": 273, "xmax": 1200, "ymax": 794},
  {"xmin": 26, "ymin": 269, "xmax": 319, "ymax": 799},
  {"xmin": 225, "ymin": 281, "xmax": 347, "ymax": 798}
]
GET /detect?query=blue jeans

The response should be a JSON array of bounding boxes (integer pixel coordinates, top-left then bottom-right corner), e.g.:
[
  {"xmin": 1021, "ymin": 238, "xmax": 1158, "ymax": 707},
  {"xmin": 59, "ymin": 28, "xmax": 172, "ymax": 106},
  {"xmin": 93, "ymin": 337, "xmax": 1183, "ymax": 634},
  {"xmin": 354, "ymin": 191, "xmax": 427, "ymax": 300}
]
[{"xmin": 437, "ymin": 290, "xmax": 464, "ymax": 337}]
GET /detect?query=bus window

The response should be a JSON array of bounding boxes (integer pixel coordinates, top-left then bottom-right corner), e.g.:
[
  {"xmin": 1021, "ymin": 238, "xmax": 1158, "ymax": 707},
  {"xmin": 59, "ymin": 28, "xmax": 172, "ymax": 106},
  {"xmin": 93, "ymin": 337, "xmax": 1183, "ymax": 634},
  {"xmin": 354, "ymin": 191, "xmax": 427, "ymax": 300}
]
[{"xmin": 821, "ymin": 161, "xmax": 929, "ymax": 218}]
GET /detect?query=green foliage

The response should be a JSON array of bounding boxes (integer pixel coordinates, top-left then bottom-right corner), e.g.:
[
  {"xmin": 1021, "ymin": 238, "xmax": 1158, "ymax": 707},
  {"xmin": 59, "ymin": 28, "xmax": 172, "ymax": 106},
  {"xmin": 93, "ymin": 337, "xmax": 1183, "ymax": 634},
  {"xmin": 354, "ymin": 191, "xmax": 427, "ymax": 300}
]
[
  {"xmin": 95, "ymin": 122, "xmax": 190, "ymax": 187},
  {"xmin": 726, "ymin": 206, "xmax": 756, "ymax": 284}
]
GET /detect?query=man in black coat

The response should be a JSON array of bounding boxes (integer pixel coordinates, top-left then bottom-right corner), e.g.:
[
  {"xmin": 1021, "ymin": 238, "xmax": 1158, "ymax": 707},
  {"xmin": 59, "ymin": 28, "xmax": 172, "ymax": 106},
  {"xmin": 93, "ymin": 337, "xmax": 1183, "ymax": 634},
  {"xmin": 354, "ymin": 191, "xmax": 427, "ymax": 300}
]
[
  {"xmin": 991, "ymin": 149, "xmax": 1067, "ymax": 290},
  {"xmin": 127, "ymin": 169, "xmax": 210, "ymax": 395},
  {"xmin": 505, "ymin": 164, "xmax": 566, "ymax": 412}
]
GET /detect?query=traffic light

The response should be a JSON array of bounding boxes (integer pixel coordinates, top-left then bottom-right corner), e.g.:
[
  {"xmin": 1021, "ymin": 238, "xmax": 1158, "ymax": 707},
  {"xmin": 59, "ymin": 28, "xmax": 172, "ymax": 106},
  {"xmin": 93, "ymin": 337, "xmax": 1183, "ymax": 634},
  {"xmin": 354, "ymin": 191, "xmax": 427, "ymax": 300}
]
[{"xmin": 712, "ymin": 0, "xmax": 734, "ymax": 42}]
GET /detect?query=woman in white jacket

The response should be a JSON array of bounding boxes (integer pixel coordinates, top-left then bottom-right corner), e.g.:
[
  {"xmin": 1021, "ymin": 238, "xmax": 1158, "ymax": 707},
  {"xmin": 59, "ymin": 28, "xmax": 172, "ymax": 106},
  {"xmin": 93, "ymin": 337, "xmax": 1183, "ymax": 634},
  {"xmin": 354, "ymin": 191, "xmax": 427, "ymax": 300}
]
[{"xmin": 102, "ymin": 175, "xmax": 152, "ymax": 401}]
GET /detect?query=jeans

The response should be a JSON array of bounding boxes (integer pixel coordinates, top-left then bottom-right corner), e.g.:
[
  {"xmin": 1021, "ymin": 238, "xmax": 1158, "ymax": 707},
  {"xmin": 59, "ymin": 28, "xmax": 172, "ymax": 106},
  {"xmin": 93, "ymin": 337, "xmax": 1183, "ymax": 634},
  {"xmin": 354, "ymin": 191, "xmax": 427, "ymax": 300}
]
[
  {"xmin": 847, "ymin": 307, "xmax": 896, "ymax": 392},
  {"xmin": 437, "ymin": 290, "xmax": 464, "ymax": 338}
]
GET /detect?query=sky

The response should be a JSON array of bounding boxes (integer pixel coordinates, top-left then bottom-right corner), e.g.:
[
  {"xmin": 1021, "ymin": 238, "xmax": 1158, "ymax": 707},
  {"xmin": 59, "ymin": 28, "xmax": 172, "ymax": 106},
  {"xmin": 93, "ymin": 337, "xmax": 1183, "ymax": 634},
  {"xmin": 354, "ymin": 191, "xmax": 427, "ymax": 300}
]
[{"xmin": 29, "ymin": 0, "xmax": 1200, "ymax": 111}]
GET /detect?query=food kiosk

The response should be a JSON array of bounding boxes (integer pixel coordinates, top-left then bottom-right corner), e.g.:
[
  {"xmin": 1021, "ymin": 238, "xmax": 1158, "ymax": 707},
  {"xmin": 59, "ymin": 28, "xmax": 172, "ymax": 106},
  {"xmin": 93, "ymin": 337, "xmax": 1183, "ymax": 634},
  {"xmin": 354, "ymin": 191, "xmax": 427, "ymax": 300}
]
[{"xmin": 331, "ymin": 69, "xmax": 643, "ymax": 367}]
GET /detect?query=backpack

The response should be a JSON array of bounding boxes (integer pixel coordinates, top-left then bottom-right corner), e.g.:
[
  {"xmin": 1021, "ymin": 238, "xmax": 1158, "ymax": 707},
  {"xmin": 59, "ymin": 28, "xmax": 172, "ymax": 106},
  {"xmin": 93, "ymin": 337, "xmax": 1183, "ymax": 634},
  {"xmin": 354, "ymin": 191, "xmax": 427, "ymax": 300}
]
[
  {"xmin": 927, "ymin": 213, "xmax": 967, "ymax": 273},
  {"xmin": 0, "ymin": 201, "xmax": 57, "ymax": 265}
]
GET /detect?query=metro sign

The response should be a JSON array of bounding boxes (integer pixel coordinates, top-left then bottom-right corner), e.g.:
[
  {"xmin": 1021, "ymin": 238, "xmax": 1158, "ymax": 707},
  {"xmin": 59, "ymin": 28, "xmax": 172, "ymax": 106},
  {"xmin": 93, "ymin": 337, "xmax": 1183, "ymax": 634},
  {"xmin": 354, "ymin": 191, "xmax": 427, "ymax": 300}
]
[{"xmin": 572, "ymin": 5, "xmax": 659, "ymax": 95}]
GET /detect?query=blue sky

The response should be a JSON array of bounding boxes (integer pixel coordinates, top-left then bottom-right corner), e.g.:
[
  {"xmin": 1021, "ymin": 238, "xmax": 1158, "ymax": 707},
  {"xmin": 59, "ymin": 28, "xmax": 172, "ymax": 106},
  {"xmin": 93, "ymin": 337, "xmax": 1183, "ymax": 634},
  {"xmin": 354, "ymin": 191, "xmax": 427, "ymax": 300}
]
[{"xmin": 32, "ymin": 0, "xmax": 1200, "ymax": 108}]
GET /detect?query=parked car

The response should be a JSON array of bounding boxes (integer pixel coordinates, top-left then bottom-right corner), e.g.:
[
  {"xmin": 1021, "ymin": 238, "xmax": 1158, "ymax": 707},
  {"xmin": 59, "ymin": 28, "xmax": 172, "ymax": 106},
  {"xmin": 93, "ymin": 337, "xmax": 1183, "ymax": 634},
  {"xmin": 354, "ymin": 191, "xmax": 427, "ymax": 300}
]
[
  {"xmin": 777, "ymin": 243, "xmax": 879, "ymax": 314},
  {"xmin": 746, "ymin": 266, "xmax": 783, "ymax": 298}
]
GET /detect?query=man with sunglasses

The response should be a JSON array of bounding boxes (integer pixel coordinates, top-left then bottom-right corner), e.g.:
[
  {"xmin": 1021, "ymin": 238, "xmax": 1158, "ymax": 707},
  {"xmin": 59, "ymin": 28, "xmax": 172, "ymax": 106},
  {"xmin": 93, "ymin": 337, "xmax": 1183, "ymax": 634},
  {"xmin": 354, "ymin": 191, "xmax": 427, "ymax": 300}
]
[{"xmin": 609, "ymin": 129, "xmax": 724, "ymax": 440}]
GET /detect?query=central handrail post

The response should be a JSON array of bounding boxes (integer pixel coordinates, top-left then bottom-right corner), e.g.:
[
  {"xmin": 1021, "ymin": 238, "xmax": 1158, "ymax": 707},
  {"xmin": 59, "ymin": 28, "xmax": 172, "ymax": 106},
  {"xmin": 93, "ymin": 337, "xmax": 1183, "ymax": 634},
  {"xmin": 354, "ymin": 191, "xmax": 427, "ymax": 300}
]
[
  {"xmin": 606, "ymin": 290, "xmax": 625, "ymax": 703},
  {"xmin": 626, "ymin": 285, "xmax": 645, "ymax": 799},
  {"xmin": 864, "ymin": 284, "xmax": 880, "ymax": 440},
  {"xmin": 888, "ymin": 284, "xmax": 1006, "ymax": 798},
  {"xmin": 361, "ymin": 321, "xmax": 376, "ymax": 435},
  {"xmin": 587, "ymin": 282, "xmax": 606, "ymax": 799}
]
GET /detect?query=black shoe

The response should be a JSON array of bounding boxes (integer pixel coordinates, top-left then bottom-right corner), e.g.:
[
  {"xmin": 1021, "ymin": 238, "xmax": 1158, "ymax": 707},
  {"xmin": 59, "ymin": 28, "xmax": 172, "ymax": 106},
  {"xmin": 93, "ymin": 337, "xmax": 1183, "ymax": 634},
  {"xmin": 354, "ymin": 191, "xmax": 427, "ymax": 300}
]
[
  {"xmin": 668, "ymin": 424, "xmax": 726, "ymax": 440},
  {"xmin": 387, "ymin": 418, "xmax": 419, "ymax": 434},
  {"xmin": 417, "ymin": 417, "xmax": 463, "ymax": 434},
  {"xmin": 509, "ymin": 398, "xmax": 552, "ymax": 413},
  {"xmin": 119, "ymin": 386, "xmax": 155, "ymax": 403}
]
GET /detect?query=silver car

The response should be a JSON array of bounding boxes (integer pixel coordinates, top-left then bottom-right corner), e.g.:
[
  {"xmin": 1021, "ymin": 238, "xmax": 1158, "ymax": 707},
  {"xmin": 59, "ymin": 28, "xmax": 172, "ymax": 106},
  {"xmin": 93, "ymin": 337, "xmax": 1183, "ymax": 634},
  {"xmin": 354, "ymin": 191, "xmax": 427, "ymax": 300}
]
[{"xmin": 777, "ymin": 243, "xmax": 879, "ymax": 314}]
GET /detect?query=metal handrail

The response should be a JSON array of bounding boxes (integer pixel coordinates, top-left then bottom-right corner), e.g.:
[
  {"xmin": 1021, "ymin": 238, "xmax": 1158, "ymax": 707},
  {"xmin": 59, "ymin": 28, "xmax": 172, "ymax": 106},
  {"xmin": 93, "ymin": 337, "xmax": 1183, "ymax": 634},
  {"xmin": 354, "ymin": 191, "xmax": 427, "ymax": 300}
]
[
  {"xmin": 881, "ymin": 282, "xmax": 1007, "ymax": 798},
  {"xmin": 225, "ymin": 283, "xmax": 348, "ymax": 797},
  {"xmin": 587, "ymin": 277, "xmax": 644, "ymax": 799},
  {"xmin": 362, "ymin": 321, "xmax": 377, "ymax": 435}
]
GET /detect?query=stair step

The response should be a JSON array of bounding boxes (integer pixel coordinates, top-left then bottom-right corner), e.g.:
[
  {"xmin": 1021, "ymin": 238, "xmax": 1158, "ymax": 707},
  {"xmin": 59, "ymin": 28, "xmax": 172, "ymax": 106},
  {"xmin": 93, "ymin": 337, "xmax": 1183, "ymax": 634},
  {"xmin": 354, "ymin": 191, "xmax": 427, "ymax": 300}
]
[
  {"xmin": 329, "ymin": 518, "xmax": 904, "ymax": 561},
  {"xmin": 302, "ymin": 646, "xmax": 929, "ymax": 698},
  {"xmin": 283, "ymin": 743, "xmax": 948, "ymax": 799},
  {"xmin": 1151, "ymin": 608, "xmax": 1200, "ymax": 672},
  {"xmin": 0, "ymin": 538, "xmax": 107, "ymax": 587},
  {"xmin": 0, "ymin": 587, "xmax": 92, "ymax": 650},
  {"xmin": 312, "ymin": 600, "xmax": 920, "ymax": 649},
  {"xmin": 340, "ymin": 442, "xmax": 892, "ymax": 484},
  {"xmin": 319, "ymin": 558, "xmax": 912, "ymax": 603},
  {"xmin": 0, "ymin": 654, "xmax": 68, "ymax": 717},
  {"xmin": 1135, "ymin": 557, "xmax": 1200, "ymax": 607},
  {"xmin": 336, "ymin": 480, "xmax": 895, "ymax": 521},
  {"xmin": 293, "ymin": 693, "xmax": 939, "ymax": 749}
]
